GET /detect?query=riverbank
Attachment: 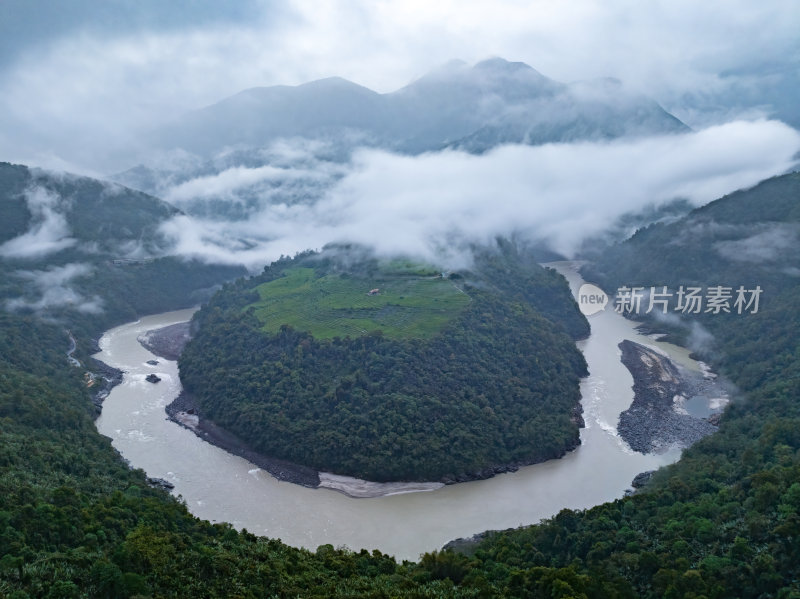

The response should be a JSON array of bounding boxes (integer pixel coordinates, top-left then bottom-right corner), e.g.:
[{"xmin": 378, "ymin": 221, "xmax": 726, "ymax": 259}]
[
  {"xmin": 149, "ymin": 321, "xmax": 451, "ymax": 497},
  {"xmin": 138, "ymin": 321, "xmax": 192, "ymax": 361},
  {"xmin": 166, "ymin": 390, "xmax": 322, "ymax": 488},
  {"xmin": 617, "ymin": 340, "xmax": 721, "ymax": 453},
  {"xmin": 87, "ymin": 358, "xmax": 123, "ymax": 414},
  {"xmin": 166, "ymin": 388, "xmax": 534, "ymax": 496},
  {"xmin": 64, "ymin": 330, "xmax": 123, "ymax": 415}
]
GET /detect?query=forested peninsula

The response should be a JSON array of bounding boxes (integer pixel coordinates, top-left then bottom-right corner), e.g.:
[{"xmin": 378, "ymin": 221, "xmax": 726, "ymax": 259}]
[{"xmin": 179, "ymin": 243, "xmax": 589, "ymax": 482}]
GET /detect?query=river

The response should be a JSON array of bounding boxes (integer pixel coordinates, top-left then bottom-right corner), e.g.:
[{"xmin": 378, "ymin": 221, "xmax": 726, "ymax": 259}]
[{"xmin": 94, "ymin": 262, "xmax": 701, "ymax": 561}]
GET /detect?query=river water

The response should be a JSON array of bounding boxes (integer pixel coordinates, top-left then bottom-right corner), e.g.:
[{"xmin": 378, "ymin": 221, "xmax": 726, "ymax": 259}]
[{"xmin": 94, "ymin": 262, "xmax": 697, "ymax": 561}]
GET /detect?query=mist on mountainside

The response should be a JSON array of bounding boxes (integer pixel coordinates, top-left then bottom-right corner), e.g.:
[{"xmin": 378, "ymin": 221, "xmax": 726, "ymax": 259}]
[
  {"xmin": 149, "ymin": 120, "xmax": 800, "ymax": 270},
  {"xmin": 96, "ymin": 59, "xmax": 800, "ymax": 271}
]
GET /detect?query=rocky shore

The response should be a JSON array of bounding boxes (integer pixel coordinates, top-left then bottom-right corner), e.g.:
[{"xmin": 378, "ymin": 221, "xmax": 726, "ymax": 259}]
[
  {"xmin": 165, "ymin": 390, "xmax": 322, "ymax": 488},
  {"xmin": 65, "ymin": 332, "xmax": 123, "ymax": 416},
  {"xmin": 138, "ymin": 322, "xmax": 192, "ymax": 361},
  {"xmin": 617, "ymin": 340, "xmax": 719, "ymax": 453},
  {"xmin": 87, "ymin": 358, "xmax": 124, "ymax": 412}
]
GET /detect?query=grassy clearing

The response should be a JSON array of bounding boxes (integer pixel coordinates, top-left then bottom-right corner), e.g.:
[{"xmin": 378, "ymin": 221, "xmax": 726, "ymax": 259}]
[{"xmin": 247, "ymin": 266, "xmax": 470, "ymax": 340}]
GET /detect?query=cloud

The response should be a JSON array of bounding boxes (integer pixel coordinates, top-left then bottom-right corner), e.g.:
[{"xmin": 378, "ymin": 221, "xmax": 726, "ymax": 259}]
[
  {"xmin": 6, "ymin": 263, "xmax": 103, "ymax": 314},
  {"xmin": 0, "ymin": 1, "xmax": 797, "ymax": 172},
  {"xmin": 163, "ymin": 155, "xmax": 346, "ymax": 207},
  {"xmin": 158, "ymin": 119, "xmax": 800, "ymax": 269},
  {"xmin": 648, "ymin": 310, "xmax": 717, "ymax": 356},
  {"xmin": 0, "ymin": 186, "xmax": 76, "ymax": 259},
  {"xmin": 714, "ymin": 224, "xmax": 800, "ymax": 262}
]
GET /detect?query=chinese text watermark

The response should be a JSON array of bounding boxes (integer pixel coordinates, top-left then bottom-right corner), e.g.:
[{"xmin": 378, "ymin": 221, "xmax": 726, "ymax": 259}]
[{"xmin": 578, "ymin": 283, "xmax": 762, "ymax": 316}]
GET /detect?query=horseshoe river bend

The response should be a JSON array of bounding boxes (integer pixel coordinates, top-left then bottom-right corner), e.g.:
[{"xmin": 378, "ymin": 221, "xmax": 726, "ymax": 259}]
[{"xmin": 94, "ymin": 262, "xmax": 712, "ymax": 561}]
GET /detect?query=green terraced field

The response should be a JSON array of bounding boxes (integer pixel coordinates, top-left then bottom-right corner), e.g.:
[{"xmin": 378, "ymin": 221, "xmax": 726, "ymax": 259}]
[{"xmin": 247, "ymin": 266, "xmax": 471, "ymax": 340}]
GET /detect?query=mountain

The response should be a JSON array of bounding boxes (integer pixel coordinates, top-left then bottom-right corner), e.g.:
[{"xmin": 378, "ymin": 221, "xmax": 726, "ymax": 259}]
[
  {"xmin": 448, "ymin": 74, "xmax": 688, "ymax": 153},
  {"xmin": 153, "ymin": 77, "xmax": 386, "ymax": 158},
  {"xmin": 379, "ymin": 57, "xmax": 565, "ymax": 152},
  {"xmin": 114, "ymin": 58, "xmax": 688, "ymax": 217},
  {"xmin": 386, "ymin": 58, "xmax": 687, "ymax": 152},
  {"xmin": 140, "ymin": 58, "xmax": 687, "ymax": 161}
]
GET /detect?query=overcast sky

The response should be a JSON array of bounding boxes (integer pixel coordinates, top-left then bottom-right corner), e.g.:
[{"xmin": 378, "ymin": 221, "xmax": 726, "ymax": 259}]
[{"xmin": 0, "ymin": 0, "xmax": 797, "ymax": 174}]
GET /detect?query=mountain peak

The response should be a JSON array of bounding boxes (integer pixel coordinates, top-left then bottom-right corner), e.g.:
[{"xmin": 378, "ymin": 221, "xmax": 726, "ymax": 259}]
[
  {"xmin": 298, "ymin": 76, "xmax": 375, "ymax": 93},
  {"xmin": 473, "ymin": 57, "xmax": 535, "ymax": 73}
]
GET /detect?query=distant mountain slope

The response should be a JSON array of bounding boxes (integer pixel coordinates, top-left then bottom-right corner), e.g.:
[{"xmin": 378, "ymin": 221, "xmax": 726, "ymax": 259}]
[
  {"xmin": 114, "ymin": 58, "xmax": 688, "ymax": 217},
  {"xmin": 157, "ymin": 77, "xmax": 386, "ymax": 157},
  {"xmin": 144, "ymin": 58, "xmax": 687, "ymax": 160},
  {"xmin": 584, "ymin": 172, "xmax": 800, "ymax": 298},
  {"xmin": 0, "ymin": 162, "xmax": 245, "ymax": 330},
  {"xmin": 0, "ymin": 162, "xmax": 179, "ymax": 256},
  {"xmin": 583, "ymin": 170, "xmax": 800, "ymax": 386},
  {"xmin": 449, "ymin": 76, "xmax": 688, "ymax": 153}
]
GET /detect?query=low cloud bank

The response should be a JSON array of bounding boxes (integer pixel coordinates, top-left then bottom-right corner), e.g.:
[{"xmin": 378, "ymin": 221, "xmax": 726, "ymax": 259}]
[
  {"xmin": 158, "ymin": 120, "xmax": 800, "ymax": 269},
  {"xmin": 714, "ymin": 224, "xmax": 800, "ymax": 263},
  {"xmin": 0, "ymin": 186, "xmax": 76, "ymax": 259},
  {"xmin": 6, "ymin": 263, "xmax": 103, "ymax": 314}
]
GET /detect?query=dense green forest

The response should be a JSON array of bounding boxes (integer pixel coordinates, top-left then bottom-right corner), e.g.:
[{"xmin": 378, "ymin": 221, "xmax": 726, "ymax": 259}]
[
  {"xmin": 2, "ymin": 164, "xmax": 800, "ymax": 597},
  {"xmin": 179, "ymin": 244, "xmax": 589, "ymax": 482}
]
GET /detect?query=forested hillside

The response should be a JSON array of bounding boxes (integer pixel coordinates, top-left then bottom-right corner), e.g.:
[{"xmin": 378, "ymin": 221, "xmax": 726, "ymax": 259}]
[
  {"xmin": 179, "ymin": 244, "xmax": 589, "ymax": 482},
  {"xmin": 439, "ymin": 172, "xmax": 800, "ymax": 597},
  {"xmin": 0, "ymin": 312, "xmax": 480, "ymax": 597},
  {"xmin": 584, "ymin": 171, "xmax": 800, "ymax": 387},
  {"xmin": 0, "ymin": 162, "xmax": 245, "ymax": 355}
]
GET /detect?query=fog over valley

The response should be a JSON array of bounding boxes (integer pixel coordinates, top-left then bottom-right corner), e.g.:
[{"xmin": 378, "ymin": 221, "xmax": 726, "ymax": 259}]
[
  {"xmin": 1, "ymin": 2, "xmax": 798, "ymax": 272},
  {"xmin": 1, "ymin": 3, "xmax": 800, "ymax": 597}
]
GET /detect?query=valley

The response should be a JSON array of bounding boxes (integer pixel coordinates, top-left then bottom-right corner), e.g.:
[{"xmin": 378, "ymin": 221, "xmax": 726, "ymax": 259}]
[
  {"xmin": 0, "ymin": 7, "xmax": 797, "ymax": 591},
  {"xmin": 1, "ymin": 164, "xmax": 798, "ymax": 596}
]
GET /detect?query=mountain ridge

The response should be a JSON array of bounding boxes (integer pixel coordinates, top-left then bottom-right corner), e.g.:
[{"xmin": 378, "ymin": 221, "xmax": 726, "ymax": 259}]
[{"xmin": 145, "ymin": 57, "xmax": 687, "ymax": 161}]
